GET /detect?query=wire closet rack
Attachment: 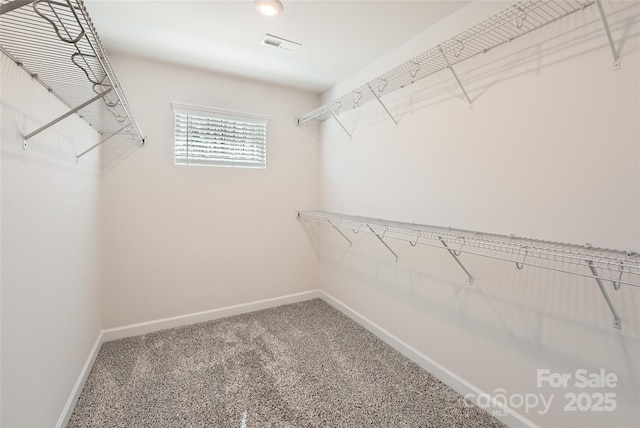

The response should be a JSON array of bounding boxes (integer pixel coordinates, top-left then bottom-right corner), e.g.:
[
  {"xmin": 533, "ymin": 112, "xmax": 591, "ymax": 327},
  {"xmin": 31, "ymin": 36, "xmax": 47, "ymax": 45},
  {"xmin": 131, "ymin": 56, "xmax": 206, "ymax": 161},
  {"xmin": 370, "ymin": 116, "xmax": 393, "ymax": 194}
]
[
  {"xmin": 297, "ymin": 0, "xmax": 621, "ymax": 135},
  {"xmin": 0, "ymin": 0, "xmax": 145, "ymax": 159},
  {"xmin": 297, "ymin": 211, "xmax": 639, "ymax": 329}
]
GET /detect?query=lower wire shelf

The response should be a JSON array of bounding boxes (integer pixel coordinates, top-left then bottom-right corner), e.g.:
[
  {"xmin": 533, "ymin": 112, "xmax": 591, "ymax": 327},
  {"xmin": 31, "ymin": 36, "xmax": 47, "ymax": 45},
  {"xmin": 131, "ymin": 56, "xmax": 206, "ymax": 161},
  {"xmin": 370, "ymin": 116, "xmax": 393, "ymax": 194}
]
[{"xmin": 297, "ymin": 210, "xmax": 639, "ymax": 329}]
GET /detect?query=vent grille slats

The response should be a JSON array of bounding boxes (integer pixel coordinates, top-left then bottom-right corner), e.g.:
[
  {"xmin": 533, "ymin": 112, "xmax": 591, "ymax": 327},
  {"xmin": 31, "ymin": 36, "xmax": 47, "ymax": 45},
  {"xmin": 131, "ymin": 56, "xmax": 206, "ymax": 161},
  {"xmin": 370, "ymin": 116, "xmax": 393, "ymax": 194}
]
[{"xmin": 261, "ymin": 34, "xmax": 302, "ymax": 53}]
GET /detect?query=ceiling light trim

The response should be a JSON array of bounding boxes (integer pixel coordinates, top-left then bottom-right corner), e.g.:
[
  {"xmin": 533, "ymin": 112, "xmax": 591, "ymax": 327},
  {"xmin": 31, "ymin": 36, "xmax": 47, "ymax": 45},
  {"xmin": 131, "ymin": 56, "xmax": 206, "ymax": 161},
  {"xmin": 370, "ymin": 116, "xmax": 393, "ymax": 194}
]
[{"xmin": 255, "ymin": 0, "xmax": 284, "ymax": 17}]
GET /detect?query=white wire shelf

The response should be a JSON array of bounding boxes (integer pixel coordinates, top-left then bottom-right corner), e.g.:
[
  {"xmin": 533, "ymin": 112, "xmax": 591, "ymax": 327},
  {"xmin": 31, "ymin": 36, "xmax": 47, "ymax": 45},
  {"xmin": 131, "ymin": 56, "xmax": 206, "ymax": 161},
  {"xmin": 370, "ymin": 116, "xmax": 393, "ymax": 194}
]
[
  {"xmin": 0, "ymin": 0, "xmax": 145, "ymax": 158},
  {"xmin": 297, "ymin": 0, "xmax": 599, "ymax": 126},
  {"xmin": 298, "ymin": 210, "xmax": 639, "ymax": 328}
]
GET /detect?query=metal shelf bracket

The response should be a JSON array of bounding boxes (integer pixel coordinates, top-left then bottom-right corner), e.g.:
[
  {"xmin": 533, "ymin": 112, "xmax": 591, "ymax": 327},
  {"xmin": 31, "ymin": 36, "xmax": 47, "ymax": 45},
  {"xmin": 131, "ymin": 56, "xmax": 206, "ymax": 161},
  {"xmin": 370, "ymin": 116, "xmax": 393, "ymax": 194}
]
[
  {"xmin": 439, "ymin": 46, "xmax": 473, "ymax": 109},
  {"xmin": 328, "ymin": 219, "xmax": 352, "ymax": 248},
  {"xmin": 368, "ymin": 225, "xmax": 398, "ymax": 262},
  {"xmin": 439, "ymin": 237, "xmax": 474, "ymax": 285},
  {"xmin": 76, "ymin": 124, "xmax": 126, "ymax": 161},
  {"xmin": 595, "ymin": 0, "xmax": 621, "ymax": 70},
  {"xmin": 23, "ymin": 88, "xmax": 113, "ymax": 149},
  {"xmin": 329, "ymin": 111, "xmax": 352, "ymax": 139},
  {"xmin": 587, "ymin": 260, "xmax": 621, "ymax": 329},
  {"xmin": 367, "ymin": 83, "xmax": 398, "ymax": 126}
]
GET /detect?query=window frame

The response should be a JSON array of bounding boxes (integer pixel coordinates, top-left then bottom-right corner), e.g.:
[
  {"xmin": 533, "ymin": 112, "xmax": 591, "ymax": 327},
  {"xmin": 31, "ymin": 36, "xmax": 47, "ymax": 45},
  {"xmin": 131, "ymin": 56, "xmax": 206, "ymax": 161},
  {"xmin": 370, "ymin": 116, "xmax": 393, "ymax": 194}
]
[{"xmin": 172, "ymin": 102, "xmax": 269, "ymax": 169}]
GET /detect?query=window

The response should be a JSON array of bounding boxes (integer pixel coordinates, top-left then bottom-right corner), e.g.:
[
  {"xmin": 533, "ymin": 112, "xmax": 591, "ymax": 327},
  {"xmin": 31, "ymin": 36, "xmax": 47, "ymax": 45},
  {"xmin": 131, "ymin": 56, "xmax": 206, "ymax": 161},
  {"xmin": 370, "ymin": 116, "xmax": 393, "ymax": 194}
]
[{"xmin": 173, "ymin": 102, "xmax": 268, "ymax": 168}]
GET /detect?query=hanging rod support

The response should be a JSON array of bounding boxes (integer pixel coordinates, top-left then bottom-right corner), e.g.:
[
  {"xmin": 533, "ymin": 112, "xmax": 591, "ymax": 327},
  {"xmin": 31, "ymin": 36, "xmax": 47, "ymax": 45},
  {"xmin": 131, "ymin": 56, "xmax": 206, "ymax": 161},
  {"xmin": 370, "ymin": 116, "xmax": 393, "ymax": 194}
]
[
  {"xmin": 595, "ymin": 0, "xmax": 620, "ymax": 70},
  {"xmin": 367, "ymin": 225, "xmax": 398, "ymax": 262},
  {"xmin": 439, "ymin": 237, "xmax": 474, "ymax": 285},
  {"xmin": 0, "ymin": 0, "xmax": 36, "ymax": 15},
  {"xmin": 329, "ymin": 111, "xmax": 352, "ymax": 139},
  {"xmin": 76, "ymin": 125, "xmax": 126, "ymax": 161},
  {"xmin": 439, "ymin": 46, "xmax": 473, "ymax": 108},
  {"xmin": 327, "ymin": 219, "xmax": 352, "ymax": 247},
  {"xmin": 23, "ymin": 88, "xmax": 113, "ymax": 148},
  {"xmin": 587, "ymin": 261, "xmax": 621, "ymax": 329},
  {"xmin": 366, "ymin": 83, "xmax": 398, "ymax": 126}
]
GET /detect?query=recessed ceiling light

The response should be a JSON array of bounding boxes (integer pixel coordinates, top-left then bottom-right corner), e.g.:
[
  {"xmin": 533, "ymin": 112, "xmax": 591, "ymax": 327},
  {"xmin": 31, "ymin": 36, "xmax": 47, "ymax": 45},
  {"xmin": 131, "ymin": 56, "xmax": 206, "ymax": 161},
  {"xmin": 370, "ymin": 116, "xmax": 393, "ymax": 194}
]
[{"xmin": 255, "ymin": 0, "xmax": 284, "ymax": 17}]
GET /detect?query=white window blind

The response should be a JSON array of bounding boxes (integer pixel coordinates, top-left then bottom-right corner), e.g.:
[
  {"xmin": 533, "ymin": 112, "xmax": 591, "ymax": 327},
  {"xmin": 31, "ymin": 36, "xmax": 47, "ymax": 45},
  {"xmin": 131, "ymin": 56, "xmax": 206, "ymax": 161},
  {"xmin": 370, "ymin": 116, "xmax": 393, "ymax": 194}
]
[{"xmin": 173, "ymin": 102, "xmax": 268, "ymax": 168}]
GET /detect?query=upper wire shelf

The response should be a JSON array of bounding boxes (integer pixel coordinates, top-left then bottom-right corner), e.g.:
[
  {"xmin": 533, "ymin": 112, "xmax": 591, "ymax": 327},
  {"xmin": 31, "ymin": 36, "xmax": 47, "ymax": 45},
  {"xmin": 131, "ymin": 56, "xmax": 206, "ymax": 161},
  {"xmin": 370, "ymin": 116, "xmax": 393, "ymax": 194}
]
[
  {"xmin": 0, "ymin": 0, "xmax": 144, "ymax": 158},
  {"xmin": 297, "ymin": 0, "xmax": 594, "ymax": 125},
  {"xmin": 298, "ymin": 210, "xmax": 639, "ymax": 328}
]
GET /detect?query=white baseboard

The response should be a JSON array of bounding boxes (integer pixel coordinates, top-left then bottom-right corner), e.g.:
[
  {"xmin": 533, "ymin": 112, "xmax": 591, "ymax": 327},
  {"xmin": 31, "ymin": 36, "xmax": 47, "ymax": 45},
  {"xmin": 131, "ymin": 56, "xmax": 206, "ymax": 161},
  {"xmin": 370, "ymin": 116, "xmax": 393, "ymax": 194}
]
[
  {"xmin": 58, "ymin": 289, "xmax": 534, "ymax": 428},
  {"xmin": 102, "ymin": 290, "xmax": 322, "ymax": 342},
  {"xmin": 57, "ymin": 291, "xmax": 322, "ymax": 427},
  {"xmin": 318, "ymin": 290, "xmax": 537, "ymax": 428},
  {"xmin": 56, "ymin": 331, "xmax": 104, "ymax": 428}
]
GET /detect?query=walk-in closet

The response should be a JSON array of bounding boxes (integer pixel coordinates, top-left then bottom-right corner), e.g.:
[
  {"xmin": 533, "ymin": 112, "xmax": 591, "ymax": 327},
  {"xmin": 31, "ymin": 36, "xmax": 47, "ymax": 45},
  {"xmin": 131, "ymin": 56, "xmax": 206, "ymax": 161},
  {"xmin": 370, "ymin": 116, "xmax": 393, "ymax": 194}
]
[{"xmin": 1, "ymin": 1, "xmax": 639, "ymax": 427}]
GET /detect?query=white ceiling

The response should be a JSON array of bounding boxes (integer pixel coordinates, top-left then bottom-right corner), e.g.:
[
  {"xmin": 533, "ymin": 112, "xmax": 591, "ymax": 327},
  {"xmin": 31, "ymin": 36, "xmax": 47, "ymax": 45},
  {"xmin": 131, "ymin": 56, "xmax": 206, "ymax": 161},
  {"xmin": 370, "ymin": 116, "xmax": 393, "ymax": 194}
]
[{"xmin": 85, "ymin": 1, "xmax": 470, "ymax": 93}]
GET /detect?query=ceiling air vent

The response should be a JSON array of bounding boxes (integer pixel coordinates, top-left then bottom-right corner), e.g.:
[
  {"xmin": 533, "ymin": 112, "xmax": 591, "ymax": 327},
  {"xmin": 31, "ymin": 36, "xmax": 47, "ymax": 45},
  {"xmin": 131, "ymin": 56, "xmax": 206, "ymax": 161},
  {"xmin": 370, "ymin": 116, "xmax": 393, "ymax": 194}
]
[{"xmin": 261, "ymin": 34, "xmax": 302, "ymax": 53}]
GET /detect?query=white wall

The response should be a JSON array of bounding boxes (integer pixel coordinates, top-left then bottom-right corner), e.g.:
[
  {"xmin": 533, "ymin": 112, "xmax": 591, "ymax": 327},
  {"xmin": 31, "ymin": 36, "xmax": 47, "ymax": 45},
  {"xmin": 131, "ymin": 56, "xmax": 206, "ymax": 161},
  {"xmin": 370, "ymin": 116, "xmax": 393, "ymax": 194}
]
[
  {"xmin": 317, "ymin": 1, "xmax": 640, "ymax": 427},
  {"xmin": 1, "ymin": 54, "xmax": 102, "ymax": 427},
  {"xmin": 101, "ymin": 53, "xmax": 321, "ymax": 328}
]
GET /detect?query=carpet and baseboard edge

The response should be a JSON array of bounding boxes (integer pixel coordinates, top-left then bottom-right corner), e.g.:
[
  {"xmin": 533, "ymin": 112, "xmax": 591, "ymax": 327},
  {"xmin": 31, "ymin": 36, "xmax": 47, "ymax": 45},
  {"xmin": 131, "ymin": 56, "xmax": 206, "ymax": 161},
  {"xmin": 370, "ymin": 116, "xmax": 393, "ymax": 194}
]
[
  {"xmin": 56, "ymin": 289, "xmax": 535, "ymax": 428},
  {"xmin": 55, "ymin": 290, "xmax": 321, "ymax": 427},
  {"xmin": 56, "ymin": 331, "xmax": 105, "ymax": 428},
  {"xmin": 319, "ymin": 291, "xmax": 537, "ymax": 428},
  {"xmin": 100, "ymin": 290, "xmax": 323, "ymax": 342}
]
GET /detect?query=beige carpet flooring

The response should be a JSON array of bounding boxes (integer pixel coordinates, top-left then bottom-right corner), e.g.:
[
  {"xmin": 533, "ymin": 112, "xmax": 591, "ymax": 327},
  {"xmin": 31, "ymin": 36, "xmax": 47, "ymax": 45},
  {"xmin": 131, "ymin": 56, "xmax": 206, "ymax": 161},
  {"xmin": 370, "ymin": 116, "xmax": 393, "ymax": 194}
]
[{"xmin": 67, "ymin": 299, "xmax": 506, "ymax": 427}]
